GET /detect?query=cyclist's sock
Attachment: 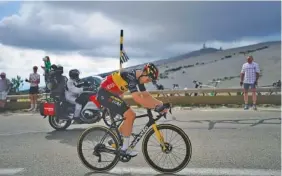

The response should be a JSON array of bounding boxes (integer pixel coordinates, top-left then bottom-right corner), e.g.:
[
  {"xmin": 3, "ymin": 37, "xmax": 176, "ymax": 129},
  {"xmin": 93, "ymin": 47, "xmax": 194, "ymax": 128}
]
[{"xmin": 121, "ymin": 137, "xmax": 130, "ymax": 151}]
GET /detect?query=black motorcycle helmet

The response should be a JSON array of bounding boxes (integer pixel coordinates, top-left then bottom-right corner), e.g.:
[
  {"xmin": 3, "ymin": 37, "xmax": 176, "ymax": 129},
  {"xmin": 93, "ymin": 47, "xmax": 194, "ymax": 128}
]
[
  {"xmin": 56, "ymin": 64, "xmax": 64, "ymax": 75},
  {"xmin": 69, "ymin": 69, "xmax": 80, "ymax": 80}
]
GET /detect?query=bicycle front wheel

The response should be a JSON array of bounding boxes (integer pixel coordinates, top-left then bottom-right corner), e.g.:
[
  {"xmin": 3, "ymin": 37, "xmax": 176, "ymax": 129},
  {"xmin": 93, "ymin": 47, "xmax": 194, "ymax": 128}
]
[
  {"xmin": 142, "ymin": 124, "xmax": 192, "ymax": 174},
  {"xmin": 77, "ymin": 125, "xmax": 120, "ymax": 172}
]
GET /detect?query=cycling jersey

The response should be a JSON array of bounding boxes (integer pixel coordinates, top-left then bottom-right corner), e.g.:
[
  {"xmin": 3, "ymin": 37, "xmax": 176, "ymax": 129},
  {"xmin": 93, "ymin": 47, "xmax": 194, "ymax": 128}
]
[{"xmin": 100, "ymin": 69, "xmax": 146, "ymax": 95}]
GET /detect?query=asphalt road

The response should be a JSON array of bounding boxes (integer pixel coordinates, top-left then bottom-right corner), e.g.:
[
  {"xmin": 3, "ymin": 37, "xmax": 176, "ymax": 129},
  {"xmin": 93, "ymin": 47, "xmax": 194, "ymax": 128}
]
[{"xmin": 0, "ymin": 108, "xmax": 281, "ymax": 176}]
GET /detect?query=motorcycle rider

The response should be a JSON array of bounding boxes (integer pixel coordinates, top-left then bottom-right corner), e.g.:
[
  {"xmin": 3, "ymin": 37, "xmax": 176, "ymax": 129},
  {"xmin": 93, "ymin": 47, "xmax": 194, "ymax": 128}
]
[{"xmin": 65, "ymin": 69, "xmax": 85, "ymax": 119}]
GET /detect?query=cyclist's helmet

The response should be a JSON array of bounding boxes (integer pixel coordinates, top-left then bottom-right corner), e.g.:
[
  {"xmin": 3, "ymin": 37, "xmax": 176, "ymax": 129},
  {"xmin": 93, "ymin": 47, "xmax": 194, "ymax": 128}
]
[
  {"xmin": 143, "ymin": 63, "xmax": 159, "ymax": 81},
  {"xmin": 69, "ymin": 69, "xmax": 80, "ymax": 80}
]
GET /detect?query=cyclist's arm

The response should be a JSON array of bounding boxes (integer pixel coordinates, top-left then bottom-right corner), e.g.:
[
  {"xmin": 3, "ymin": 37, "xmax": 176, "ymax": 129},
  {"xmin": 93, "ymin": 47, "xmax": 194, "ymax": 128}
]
[
  {"xmin": 130, "ymin": 84, "xmax": 161, "ymax": 109},
  {"xmin": 138, "ymin": 84, "xmax": 162, "ymax": 105},
  {"xmin": 131, "ymin": 91, "xmax": 158, "ymax": 109}
]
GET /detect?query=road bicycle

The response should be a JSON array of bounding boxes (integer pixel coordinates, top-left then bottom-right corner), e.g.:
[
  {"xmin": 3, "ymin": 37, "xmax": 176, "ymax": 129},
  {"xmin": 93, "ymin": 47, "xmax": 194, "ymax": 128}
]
[{"xmin": 77, "ymin": 103, "xmax": 192, "ymax": 174}]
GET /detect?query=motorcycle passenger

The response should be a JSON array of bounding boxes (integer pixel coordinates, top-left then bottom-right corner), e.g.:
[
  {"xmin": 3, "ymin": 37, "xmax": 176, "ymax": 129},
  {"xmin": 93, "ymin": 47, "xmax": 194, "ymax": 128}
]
[{"xmin": 65, "ymin": 69, "xmax": 84, "ymax": 119}]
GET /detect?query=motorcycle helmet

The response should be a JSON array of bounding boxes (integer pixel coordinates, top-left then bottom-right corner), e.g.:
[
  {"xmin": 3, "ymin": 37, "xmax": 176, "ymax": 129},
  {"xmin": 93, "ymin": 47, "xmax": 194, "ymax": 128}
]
[
  {"xmin": 56, "ymin": 64, "xmax": 64, "ymax": 75},
  {"xmin": 69, "ymin": 69, "xmax": 80, "ymax": 80}
]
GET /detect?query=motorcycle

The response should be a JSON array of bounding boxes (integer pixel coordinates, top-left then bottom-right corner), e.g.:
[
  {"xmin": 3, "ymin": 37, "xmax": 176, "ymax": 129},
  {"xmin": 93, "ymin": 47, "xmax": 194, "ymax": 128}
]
[{"xmin": 39, "ymin": 79, "xmax": 103, "ymax": 131}]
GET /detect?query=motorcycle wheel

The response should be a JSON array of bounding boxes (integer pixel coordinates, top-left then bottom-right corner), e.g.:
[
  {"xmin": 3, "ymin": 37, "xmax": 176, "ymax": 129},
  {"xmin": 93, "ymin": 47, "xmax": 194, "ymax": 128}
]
[{"xmin": 48, "ymin": 116, "xmax": 72, "ymax": 131}]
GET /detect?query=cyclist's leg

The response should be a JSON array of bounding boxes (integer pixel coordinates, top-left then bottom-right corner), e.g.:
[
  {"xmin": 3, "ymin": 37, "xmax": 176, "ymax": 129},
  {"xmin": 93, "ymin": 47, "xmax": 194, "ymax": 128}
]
[
  {"xmin": 97, "ymin": 88, "xmax": 138, "ymax": 156},
  {"xmin": 97, "ymin": 88, "xmax": 136, "ymax": 130},
  {"xmin": 119, "ymin": 108, "xmax": 136, "ymax": 137},
  {"xmin": 97, "ymin": 88, "xmax": 130, "ymax": 118},
  {"xmin": 119, "ymin": 108, "xmax": 138, "ymax": 156}
]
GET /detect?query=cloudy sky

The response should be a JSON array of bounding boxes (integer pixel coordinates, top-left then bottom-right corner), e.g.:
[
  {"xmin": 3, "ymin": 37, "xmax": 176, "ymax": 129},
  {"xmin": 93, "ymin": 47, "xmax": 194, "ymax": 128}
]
[{"xmin": 0, "ymin": 1, "xmax": 280, "ymax": 90}]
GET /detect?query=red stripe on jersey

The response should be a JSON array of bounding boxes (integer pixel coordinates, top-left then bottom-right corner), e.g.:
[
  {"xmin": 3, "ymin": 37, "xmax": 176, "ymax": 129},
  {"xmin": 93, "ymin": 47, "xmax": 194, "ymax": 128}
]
[{"xmin": 100, "ymin": 75, "xmax": 123, "ymax": 95}]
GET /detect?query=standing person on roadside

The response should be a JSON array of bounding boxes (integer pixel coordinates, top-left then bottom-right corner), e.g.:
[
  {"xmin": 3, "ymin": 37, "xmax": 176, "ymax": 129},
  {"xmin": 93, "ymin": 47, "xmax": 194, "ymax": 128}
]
[
  {"xmin": 0, "ymin": 72, "xmax": 11, "ymax": 109},
  {"xmin": 240, "ymin": 55, "xmax": 260, "ymax": 110},
  {"xmin": 25, "ymin": 66, "xmax": 40, "ymax": 111}
]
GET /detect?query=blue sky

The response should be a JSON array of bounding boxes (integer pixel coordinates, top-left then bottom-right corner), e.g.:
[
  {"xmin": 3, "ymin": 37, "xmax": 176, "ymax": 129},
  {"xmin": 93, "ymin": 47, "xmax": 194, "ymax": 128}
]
[
  {"xmin": 0, "ymin": 1, "xmax": 21, "ymax": 18},
  {"xmin": 0, "ymin": 1, "xmax": 280, "ymax": 91}
]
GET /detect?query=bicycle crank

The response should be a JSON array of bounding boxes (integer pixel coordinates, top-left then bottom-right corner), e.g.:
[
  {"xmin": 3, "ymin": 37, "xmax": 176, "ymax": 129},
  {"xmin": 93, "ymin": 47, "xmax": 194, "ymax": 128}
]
[{"xmin": 120, "ymin": 154, "xmax": 131, "ymax": 162}]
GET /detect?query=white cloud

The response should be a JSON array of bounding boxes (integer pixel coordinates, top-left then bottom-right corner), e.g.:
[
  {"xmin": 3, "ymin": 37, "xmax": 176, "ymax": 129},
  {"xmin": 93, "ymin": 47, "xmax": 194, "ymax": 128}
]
[
  {"xmin": 0, "ymin": 2, "xmax": 162, "ymax": 54},
  {"xmin": 0, "ymin": 43, "xmax": 140, "ymax": 90}
]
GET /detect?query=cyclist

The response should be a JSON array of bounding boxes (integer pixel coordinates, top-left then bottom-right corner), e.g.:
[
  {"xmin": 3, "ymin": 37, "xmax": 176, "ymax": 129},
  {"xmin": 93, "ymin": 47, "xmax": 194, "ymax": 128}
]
[{"xmin": 96, "ymin": 63, "xmax": 168, "ymax": 156}]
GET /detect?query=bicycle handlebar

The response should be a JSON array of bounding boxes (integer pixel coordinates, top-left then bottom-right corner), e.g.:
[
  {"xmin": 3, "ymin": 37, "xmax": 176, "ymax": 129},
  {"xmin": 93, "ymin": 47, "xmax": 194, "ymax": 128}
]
[{"xmin": 153, "ymin": 103, "xmax": 172, "ymax": 121}]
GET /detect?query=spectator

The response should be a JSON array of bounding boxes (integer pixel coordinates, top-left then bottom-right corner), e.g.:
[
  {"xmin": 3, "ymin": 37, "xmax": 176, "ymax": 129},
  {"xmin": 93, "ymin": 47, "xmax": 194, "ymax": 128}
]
[
  {"xmin": 153, "ymin": 81, "xmax": 164, "ymax": 97},
  {"xmin": 240, "ymin": 55, "xmax": 260, "ymax": 110},
  {"xmin": 0, "ymin": 72, "xmax": 11, "ymax": 108},
  {"xmin": 25, "ymin": 66, "xmax": 40, "ymax": 112}
]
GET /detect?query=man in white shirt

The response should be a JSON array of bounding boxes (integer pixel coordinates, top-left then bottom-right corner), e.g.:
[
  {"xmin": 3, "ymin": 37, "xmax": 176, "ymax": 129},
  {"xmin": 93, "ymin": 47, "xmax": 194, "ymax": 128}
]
[{"xmin": 240, "ymin": 56, "xmax": 260, "ymax": 110}]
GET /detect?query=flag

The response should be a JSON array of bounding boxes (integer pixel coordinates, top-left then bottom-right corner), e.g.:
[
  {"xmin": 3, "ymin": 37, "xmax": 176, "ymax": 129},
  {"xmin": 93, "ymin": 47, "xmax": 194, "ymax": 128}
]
[{"xmin": 120, "ymin": 50, "xmax": 129, "ymax": 64}]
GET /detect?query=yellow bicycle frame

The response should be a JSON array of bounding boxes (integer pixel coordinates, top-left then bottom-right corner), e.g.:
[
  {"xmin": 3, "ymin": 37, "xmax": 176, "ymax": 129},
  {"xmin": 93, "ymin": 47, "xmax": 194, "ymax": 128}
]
[{"xmin": 152, "ymin": 123, "xmax": 167, "ymax": 150}]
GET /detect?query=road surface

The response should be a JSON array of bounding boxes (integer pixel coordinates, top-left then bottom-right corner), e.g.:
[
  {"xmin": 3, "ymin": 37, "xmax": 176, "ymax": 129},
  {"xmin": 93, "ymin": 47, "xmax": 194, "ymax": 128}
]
[{"xmin": 0, "ymin": 108, "xmax": 281, "ymax": 176}]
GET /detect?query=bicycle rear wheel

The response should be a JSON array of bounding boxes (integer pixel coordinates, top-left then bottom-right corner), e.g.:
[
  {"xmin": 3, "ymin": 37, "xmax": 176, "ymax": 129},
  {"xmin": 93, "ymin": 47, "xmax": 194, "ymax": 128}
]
[
  {"xmin": 142, "ymin": 124, "xmax": 192, "ymax": 174},
  {"xmin": 77, "ymin": 125, "xmax": 120, "ymax": 172}
]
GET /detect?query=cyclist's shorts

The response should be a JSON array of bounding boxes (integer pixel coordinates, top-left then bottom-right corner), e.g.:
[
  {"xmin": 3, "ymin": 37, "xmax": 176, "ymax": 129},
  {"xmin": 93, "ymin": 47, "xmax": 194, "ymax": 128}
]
[{"xmin": 97, "ymin": 88, "xmax": 130, "ymax": 116}]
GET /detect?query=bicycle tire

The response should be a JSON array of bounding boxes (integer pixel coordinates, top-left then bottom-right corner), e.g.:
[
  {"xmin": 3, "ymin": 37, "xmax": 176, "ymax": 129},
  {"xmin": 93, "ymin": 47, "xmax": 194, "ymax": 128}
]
[
  {"xmin": 77, "ymin": 125, "xmax": 120, "ymax": 172},
  {"xmin": 142, "ymin": 124, "xmax": 192, "ymax": 174}
]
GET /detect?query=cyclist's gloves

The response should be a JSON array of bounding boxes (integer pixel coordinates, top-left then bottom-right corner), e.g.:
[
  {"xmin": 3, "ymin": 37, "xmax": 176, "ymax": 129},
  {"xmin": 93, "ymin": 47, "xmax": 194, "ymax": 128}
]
[{"xmin": 154, "ymin": 103, "xmax": 171, "ymax": 113}]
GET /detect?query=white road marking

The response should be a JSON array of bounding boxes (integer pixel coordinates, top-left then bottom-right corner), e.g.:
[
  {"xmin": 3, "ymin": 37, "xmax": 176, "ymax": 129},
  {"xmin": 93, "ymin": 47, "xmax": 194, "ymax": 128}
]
[
  {"xmin": 109, "ymin": 167, "xmax": 281, "ymax": 176},
  {"xmin": 198, "ymin": 108, "xmax": 281, "ymax": 112},
  {"xmin": 0, "ymin": 168, "xmax": 25, "ymax": 175}
]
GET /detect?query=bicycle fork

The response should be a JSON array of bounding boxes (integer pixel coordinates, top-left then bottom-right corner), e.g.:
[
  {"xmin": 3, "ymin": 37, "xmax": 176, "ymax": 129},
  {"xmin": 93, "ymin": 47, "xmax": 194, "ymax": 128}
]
[{"xmin": 152, "ymin": 123, "xmax": 167, "ymax": 151}]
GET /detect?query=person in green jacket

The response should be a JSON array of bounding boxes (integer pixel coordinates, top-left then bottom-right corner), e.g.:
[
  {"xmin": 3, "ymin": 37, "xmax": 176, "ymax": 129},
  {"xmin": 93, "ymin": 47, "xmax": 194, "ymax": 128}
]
[
  {"xmin": 41, "ymin": 56, "xmax": 52, "ymax": 84},
  {"xmin": 42, "ymin": 56, "xmax": 51, "ymax": 72}
]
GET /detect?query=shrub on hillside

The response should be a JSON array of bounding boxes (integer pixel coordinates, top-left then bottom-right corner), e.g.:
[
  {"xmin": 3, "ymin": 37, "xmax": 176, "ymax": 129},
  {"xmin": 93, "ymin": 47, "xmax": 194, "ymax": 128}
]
[
  {"xmin": 164, "ymin": 66, "xmax": 182, "ymax": 73},
  {"xmin": 159, "ymin": 73, "xmax": 169, "ymax": 79},
  {"xmin": 183, "ymin": 64, "xmax": 194, "ymax": 68},
  {"xmin": 256, "ymin": 46, "xmax": 268, "ymax": 51}
]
